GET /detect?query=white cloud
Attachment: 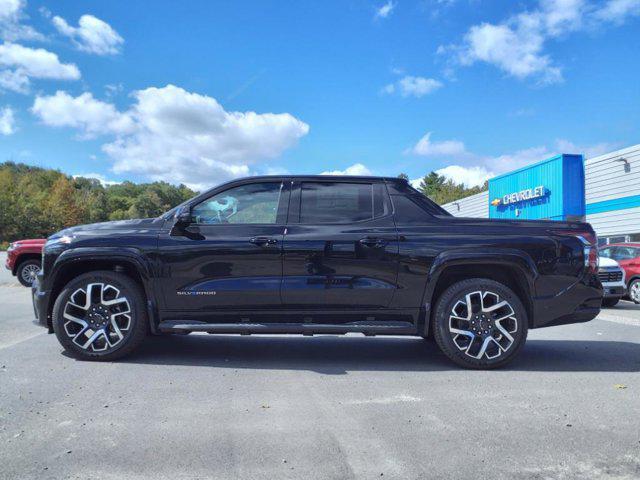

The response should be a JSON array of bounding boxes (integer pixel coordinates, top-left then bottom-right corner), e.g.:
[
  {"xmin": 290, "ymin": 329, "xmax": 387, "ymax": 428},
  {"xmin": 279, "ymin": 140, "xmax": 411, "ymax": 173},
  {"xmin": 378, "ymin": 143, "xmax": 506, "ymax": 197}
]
[
  {"xmin": 382, "ymin": 75, "xmax": 443, "ymax": 98},
  {"xmin": 32, "ymin": 90, "xmax": 134, "ymax": 137},
  {"xmin": 72, "ymin": 173, "xmax": 120, "ymax": 186},
  {"xmin": 0, "ymin": 67, "xmax": 27, "ymax": 92},
  {"xmin": 375, "ymin": 1, "xmax": 396, "ymax": 19},
  {"xmin": 554, "ymin": 139, "xmax": 621, "ymax": 158},
  {"xmin": 484, "ymin": 145, "xmax": 552, "ymax": 173},
  {"xmin": 0, "ymin": 42, "xmax": 80, "ymax": 93},
  {"xmin": 0, "ymin": 0, "xmax": 44, "ymax": 42},
  {"xmin": 455, "ymin": 20, "xmax": 563, "ymax": 84},
  {"xmin": 408, "ymin": 132, "xmax": 467, "ymax": 156},
  {"xmin": 406, "ymin": 133, "xmax": 619, "ymax": 188},
  {"xmin": 321, "ymin": 163, "xmax": 372, "ymax": 176},
  {"xmin": 409, "ymin": 177, "xmax": 422, "ymax": 189},
  {"xmin": 104, "ymin": 82, "xmax": 123, "ymax": 98},
  {"xmin": 593, "ymin": 0, "xmax": 640, "ymax": 23},
  {"xmin": 435, "ymin": 164, "xmax": 493, "ymax": 187},
  {"xmin": 52, "ymin": 14, "xmax": 123, "ymax": 55},
  {"xmin": 442, "ymin": 0, "xmax": 640, "ymax": 84},
  {"xmin": 32, "ymin": 84, "xmax": 310, "ymax": 190},
  {"xmin": 0, "ymin": 105, "xmax": 15, "ymax": 134}
]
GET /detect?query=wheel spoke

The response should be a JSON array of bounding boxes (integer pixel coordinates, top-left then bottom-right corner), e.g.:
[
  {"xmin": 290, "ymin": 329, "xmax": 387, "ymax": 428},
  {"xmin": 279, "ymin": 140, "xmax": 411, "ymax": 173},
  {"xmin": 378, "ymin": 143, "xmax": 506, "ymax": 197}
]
[
  {"xmin": 448, "ymin": 288, "xmax": 519, "ymax": 361},
  {"xmin": 62, "ymin": 282, "xmax": 131, "ymax": 352}
]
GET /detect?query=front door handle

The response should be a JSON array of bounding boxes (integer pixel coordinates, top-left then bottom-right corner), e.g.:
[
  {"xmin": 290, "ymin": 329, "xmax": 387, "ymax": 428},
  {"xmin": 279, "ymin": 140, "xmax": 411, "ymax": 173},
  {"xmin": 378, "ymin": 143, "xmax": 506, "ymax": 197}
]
[
  {"xmin": 250, "ymin": 236, "xmax": 278, "ymax": 246},
  {"xmin": 358, "ymin": 237, "xmax": 387, "ymax": 248}
]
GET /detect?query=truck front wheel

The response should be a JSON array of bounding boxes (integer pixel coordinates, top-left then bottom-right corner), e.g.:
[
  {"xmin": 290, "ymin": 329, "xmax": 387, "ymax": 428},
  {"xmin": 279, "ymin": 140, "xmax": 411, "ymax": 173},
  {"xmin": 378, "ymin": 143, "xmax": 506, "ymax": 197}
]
[
  {"xmin": 52, "ymin": 271, "xmax": 148, "ymax": 361},
  {"xmin": 432, "ymin": 278, "xmax": 528, "ymax": 369}
]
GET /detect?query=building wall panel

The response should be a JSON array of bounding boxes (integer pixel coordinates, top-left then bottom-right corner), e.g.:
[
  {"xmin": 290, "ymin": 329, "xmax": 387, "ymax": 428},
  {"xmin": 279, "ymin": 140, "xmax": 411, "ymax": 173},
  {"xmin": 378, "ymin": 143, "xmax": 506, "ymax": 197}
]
[
  {"xmin": 587, "ymin": 205, "xmax": 640, "ymax": 237},
  {"xmin": 585, "ymin": 145, "xmax": 640, "ymax": 204},
  {"xmin": 442, "ymin": 191, "xmax": 488, "ymax": 218}
]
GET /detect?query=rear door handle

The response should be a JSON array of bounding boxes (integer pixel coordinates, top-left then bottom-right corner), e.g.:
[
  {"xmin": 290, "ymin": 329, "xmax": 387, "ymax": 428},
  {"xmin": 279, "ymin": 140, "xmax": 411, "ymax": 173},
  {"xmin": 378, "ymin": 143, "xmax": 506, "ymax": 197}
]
[
  {"xmin": 358, "ymin": 237, "xmax": 387, "ymax": 248},
  {"xmin": 250, "ymin": 236, "xmax": 278, "ymax": 246}
]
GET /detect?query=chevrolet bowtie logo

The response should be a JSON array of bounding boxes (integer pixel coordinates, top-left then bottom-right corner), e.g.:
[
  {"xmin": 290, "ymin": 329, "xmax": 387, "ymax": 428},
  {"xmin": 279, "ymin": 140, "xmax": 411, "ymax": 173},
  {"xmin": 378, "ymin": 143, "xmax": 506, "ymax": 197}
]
[{"xmin": 491, "ymin": 198, "xmax": 501, "ymax": 206}]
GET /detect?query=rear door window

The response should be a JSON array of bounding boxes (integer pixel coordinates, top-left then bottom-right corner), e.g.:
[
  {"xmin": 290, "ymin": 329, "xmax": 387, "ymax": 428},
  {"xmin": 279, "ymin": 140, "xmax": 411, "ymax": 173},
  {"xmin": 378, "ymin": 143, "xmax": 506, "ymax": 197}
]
[{"xmin": 299, "ymin": 182, "xmax": 374, "ymax": 224}]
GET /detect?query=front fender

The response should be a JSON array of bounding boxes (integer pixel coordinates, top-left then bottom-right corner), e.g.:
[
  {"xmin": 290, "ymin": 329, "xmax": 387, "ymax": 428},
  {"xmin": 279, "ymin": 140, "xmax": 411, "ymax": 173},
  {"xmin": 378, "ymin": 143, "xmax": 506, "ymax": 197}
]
[
  {"xmin": 46, "ymin": 247, "xmax": 159, "ymax": 333},
  {"xmin": 50, "ymin": 247, "xmax": 154, "ymax": 283},
  {"xmin": 422, "ymin": 248, "xmax": 539, "ymax": 306}
]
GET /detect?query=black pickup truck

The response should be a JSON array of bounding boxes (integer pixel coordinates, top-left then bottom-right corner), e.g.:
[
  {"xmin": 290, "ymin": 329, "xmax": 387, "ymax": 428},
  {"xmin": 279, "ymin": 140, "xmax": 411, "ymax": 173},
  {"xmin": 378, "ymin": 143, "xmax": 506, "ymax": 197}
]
[{"xmin": 32, "ymin": 176, "xmax": 603, "ymax": 369}]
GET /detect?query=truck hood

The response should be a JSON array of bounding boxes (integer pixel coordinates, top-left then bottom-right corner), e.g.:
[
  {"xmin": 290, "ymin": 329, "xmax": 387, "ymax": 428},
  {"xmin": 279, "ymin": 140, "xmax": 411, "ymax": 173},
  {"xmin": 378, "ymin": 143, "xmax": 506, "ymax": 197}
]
[
  {"xmin": 50, "ymin": 217, "xmax": 165, "ymax": 240},
  {"xmin": 598, "ymin": 256, "xmax": 619, "ymax": 268},
  {"xmin": 12, "ymin": 238, "xmax": 46, "ymax": 245}
]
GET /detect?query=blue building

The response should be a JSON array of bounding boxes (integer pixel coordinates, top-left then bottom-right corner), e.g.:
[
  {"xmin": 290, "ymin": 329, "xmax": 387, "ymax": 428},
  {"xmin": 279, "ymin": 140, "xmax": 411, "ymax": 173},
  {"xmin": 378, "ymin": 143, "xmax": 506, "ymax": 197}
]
[
  {"xmin": 488, "ymin": 154, "xmax": 585, "ymax": 221},
  {"xmin": 442, "ymin": 144, "xmax": 640, "ymax": 245}
]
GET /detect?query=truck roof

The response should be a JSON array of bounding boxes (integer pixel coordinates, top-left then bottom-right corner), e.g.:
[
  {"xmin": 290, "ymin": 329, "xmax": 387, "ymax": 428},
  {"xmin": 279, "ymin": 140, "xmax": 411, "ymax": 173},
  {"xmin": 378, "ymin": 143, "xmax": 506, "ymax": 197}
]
[{"xmin": 228, "ymin": 175, "xmax": 408, "ymax": 183}]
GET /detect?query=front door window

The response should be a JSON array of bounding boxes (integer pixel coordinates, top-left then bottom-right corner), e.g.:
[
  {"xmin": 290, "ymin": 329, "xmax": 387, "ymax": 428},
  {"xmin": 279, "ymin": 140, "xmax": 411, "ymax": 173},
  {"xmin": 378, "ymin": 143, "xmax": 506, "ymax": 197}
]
[{"xmin": 192, "ymin": 182, "xmax": 283, "ymax": 225}]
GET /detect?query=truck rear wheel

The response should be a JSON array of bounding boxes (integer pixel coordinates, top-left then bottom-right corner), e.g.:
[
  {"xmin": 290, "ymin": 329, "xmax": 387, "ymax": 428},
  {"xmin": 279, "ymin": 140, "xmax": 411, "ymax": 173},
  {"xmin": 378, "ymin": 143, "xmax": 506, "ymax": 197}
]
[
  {"xmin": 52, "ymin": 271, "xmax": 148, "ymax": 361},
  {"xmin": 432, "ymin": 278, "xmax": 528, "ymax": 369}
]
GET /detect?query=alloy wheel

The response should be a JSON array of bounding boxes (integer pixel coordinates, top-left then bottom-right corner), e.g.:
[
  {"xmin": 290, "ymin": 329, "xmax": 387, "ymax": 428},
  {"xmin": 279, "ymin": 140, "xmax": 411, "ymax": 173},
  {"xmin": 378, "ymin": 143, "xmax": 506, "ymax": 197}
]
[
  {"xmin": 20, "ymin": 263, "xmax": 40, "ymax": 285},
  {"xmin": 62, "ymin": 283, "xmax": 132, "ymax": 352},
  {"xmin": 631, "ymin": 281, "xmax": 640, "ymax": 303},
  {"xmin": 448, "ymin": 290, "xmax": 518, "ymax": 360}
]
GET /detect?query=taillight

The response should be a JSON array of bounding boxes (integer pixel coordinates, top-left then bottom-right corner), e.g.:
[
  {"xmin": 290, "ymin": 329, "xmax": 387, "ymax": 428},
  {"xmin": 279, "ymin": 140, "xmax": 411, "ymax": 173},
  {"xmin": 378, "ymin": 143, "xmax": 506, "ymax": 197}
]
[
  {"xmin": 553, "ymin": 229, "xmax": 599, "ymax": 273},
  {"xmin": 585, "ymin": 245, "xmax": 599, "ymax": 273}
]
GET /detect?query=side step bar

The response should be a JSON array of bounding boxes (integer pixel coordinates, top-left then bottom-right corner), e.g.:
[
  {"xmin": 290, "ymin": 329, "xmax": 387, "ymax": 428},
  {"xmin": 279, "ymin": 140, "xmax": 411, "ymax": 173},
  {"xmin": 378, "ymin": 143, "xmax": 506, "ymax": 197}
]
[{"xmin": 158, "ymin": 320, "xmax": 417, "ymax": 336}]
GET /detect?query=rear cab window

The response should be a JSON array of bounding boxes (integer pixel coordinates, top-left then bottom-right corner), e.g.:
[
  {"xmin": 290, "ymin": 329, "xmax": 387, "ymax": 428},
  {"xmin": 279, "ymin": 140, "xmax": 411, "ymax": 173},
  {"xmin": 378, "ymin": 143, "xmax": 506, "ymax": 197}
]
[
  {"xmin": 295, "ymin": 181, "xmax": 390, "ymax": 224},
  {"xmin": 386, "ymin": 180, "xmax": 450, "ymax": 225}
]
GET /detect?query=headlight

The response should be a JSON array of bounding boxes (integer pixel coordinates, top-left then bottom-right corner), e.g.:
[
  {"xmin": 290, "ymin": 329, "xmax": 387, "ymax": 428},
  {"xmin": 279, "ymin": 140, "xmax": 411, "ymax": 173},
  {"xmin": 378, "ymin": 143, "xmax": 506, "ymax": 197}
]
[
  {"xmin": 46, "ymin": 235, "xmax": 74, "ymax": 246},
  {"xmin": 7, "ymin": 242, "xmax": 17, "ymax": 251}
]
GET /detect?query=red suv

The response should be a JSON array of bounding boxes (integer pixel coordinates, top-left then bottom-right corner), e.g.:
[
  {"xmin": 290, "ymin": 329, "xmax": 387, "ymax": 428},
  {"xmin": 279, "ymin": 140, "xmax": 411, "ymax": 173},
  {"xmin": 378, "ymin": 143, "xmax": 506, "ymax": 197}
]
[
  {"xmin": 599, "ymin": 243, "xmax": 640, "ymax": 303},
  {"xmin": 5, "ymin": 239, "xmax": 46, "ymax": 287}
]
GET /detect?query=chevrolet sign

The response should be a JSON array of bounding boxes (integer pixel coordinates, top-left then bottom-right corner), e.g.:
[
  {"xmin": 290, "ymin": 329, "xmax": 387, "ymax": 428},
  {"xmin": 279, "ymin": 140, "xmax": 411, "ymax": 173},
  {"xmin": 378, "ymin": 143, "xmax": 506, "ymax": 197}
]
[{"xmin": 492, "ymin": 185, "xmax": 547, "ymax": 207}]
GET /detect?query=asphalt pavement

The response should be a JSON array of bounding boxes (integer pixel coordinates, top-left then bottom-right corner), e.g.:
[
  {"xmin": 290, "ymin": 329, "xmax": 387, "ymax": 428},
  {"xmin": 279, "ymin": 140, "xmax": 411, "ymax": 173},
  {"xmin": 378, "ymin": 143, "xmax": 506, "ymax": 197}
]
[{"xmin": 1, "ymin": 252, "xmax": 639, "ymax": 480}]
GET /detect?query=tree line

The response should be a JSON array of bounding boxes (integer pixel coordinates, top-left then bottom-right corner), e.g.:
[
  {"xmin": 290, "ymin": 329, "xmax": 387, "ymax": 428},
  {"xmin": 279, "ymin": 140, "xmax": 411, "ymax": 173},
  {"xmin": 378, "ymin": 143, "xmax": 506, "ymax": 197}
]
[{"xmin": 0, "ymin": 162, "xmax": 196, "ymax": 245}]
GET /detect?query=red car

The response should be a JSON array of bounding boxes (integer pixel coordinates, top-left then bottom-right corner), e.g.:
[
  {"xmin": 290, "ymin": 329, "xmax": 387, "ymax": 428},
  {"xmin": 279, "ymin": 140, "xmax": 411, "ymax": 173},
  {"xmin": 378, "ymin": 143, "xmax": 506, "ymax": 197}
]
[
  {"xmin": 599, "ymin": 243, "xmax": 640, "ymax": 304},
  {"xmin": 5, "ymin": 238, "xmax": 46, "ymax": 287}
]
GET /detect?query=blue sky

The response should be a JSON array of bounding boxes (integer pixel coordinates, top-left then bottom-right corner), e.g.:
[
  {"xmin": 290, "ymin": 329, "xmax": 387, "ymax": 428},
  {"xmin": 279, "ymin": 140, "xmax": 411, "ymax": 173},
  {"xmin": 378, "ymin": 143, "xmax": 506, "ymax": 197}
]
[{"xmin": 1, "ymin": 0, "xmax": 639, "ymax": 190}]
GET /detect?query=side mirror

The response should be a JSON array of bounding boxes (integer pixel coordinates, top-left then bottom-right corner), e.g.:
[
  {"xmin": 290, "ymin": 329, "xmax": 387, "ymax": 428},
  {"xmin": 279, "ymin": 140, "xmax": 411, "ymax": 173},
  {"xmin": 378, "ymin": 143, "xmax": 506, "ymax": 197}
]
[
  {"xmin": 175, "ymin": 209, "xmax": 193, "ymax": 226},
  {"xmin": 170, "ymin": 207, "xmax": 194, "ymax": 236}
]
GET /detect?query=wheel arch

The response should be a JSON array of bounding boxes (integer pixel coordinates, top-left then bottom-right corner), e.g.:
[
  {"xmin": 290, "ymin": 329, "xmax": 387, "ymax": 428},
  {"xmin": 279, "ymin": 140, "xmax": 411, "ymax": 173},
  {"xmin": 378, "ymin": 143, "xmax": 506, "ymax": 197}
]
[
  {"xmin": 13, "ymin": 253, "xmax": 41, "ymax": 275},
  {"xmin": 627, "ymin": 275, "xmax": 640, "ymax": 287},
  {"xmin": 46, "ymin": 248, "xmax": 159, "ymax": 333},
  {"xmin": 422, "ymin": 249, "xmax": 538, "ymax": 336}
]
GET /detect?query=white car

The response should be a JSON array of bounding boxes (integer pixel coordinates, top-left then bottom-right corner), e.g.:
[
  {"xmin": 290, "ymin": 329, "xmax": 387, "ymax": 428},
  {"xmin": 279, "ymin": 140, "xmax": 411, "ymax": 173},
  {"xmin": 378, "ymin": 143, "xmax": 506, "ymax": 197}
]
[{"xmin": 598, "ymin": 256, "xmax": 626, "ymax": 307}]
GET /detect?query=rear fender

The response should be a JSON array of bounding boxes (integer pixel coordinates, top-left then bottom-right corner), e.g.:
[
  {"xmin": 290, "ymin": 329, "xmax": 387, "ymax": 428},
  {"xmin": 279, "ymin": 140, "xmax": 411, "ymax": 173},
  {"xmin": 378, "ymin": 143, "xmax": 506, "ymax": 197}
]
[{"xmin": 422, "ymin": 248, "xmax": 538, "ymax": 321}]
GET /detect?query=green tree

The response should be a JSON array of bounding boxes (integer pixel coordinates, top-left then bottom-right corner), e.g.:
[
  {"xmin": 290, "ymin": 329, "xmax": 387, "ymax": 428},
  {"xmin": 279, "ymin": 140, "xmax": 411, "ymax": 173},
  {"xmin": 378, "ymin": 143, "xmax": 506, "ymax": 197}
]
[
  {"xmin": 0, "ymin": 162, "xmax": 199, "ymax": 243},
  {"xmin": 416, "ymin": 171, "xmax": 488, "ymax": 205}
]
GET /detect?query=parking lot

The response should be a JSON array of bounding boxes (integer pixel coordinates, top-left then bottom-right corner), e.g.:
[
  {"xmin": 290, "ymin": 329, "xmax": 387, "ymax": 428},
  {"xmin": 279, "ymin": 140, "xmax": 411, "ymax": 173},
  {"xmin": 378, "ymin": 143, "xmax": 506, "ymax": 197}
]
[{"xmin": 1, "ymin": 252, "xmax": 639, "ymax": 480}]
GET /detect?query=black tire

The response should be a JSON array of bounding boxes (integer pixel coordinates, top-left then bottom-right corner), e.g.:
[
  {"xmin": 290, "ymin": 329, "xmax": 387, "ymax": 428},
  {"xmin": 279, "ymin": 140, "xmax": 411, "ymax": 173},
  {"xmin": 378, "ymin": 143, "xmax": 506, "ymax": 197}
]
[
  {"xmin": 432, "ymin": 278, "xmax": 528, "ymax": 369},
  {"xmin": 602, "ymin": 297, "xmax": 620, "ymax": 308},
  {"xmin": 16, "ymin": 259, "xmax": 40, "ymax": 287},
  {"xmin": 52, "ymin": 271, "xmax": 148, "ymax": 361}
]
